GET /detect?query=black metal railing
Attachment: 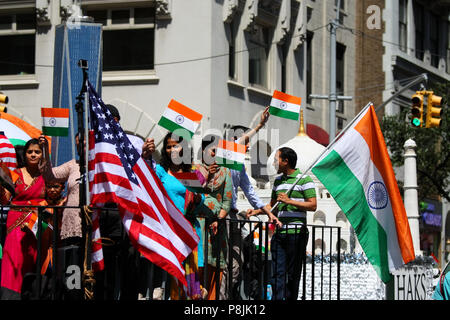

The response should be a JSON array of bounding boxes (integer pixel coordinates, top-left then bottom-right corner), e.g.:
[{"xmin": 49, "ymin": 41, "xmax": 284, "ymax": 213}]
[{"xmin": 0, "ymin": 204, "xmax": 341, "ymax": 300}]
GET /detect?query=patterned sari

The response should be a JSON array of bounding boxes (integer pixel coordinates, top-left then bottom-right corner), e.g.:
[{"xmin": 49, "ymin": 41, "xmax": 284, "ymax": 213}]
[
  {"xmin": 192, "ymin": 164, "xmax": 232, "ymax": 300},
  {"xmin": 0, "ymin": 169, "xmax": 46, "ymax": 299}
]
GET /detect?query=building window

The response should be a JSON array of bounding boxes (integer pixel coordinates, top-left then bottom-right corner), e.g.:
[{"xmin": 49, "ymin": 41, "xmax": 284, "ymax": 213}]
[
  {"xmin": 228, "ymin": 19, "xmax": 237, "ymax": 80},
  {"xmin": 281, "ymin": 41, "xmax": 288, "ymax": 93},
  {"xmin": 248, "ymin": 24, "xmax": 270, "ymax": 88},
  {"xmin": 336, "ymin": 43, "xmax": 346, "ymax": 114},
  {"xmin": 0, "ymin": 12, "xmax": 36, "ymax": 75},
  {"xmin": 447, "ymin": 23, "xmax": 450, "ymax": 73},
  {"xmin": 414, "ymin": 2, "xmax": 424, "ymax": 61},
  {"xmin": 86, "ymin": 7, "xmax": 155, "ymax": 72},
  {"xmin": 430, "ymin": 13, "xmax": 440, "ymax": 68},
  {"xmin": 335, "ymin": 0, "xmax": 345, "ymax": 24},
  {"xmin": 399, "ymin": 0, "xmax": 407, "ymax": 52},
  {"xmin": 306, "ymin": 31, "xmax": 313, "ymax": 104},
  {"xmin": 337, "ymin": 117, "xmax": 344, "ymax": 130}
]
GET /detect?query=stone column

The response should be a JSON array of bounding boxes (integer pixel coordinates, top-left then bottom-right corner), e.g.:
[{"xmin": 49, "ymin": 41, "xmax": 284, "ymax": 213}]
[{"xmin": 403, "ymin": 139, "xmax": 421, "ymax": 256}]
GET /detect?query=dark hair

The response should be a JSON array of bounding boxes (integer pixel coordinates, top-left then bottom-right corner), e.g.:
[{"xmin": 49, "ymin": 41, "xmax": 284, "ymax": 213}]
[
  {"xmin": 14, "ymin": 145, "xmax": 26, "ymax": 168},
  {"xmin": 105, "ymin": 104, "xmax": 120, "ymax": 121},
  {"xmin": 227, "ymin": 125, "xmax": 249, "ymax": 141},
  {"xmin": 200, "ymin": 134, "xmax": 220, "ymax": 165},
  {"xmin": 21, "ymin": 138, "xmax": 42, "ymax": 168},
  {"xmin": 160, "ymin": 132, "xmax": 192, "ymax": 172},
  {"xmin": 278, "ymin": 147, "xmax": 297, "ymax": 169},
  {"xmin": 201, "ymin": 134, "xmax": 220, "ymax": 151}
]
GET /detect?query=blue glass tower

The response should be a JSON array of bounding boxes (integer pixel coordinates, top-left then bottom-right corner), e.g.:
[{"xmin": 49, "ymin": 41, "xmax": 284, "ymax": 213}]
[{"xmin": 52, "ymin": 22, "xmax": 102, "ymax": 166}]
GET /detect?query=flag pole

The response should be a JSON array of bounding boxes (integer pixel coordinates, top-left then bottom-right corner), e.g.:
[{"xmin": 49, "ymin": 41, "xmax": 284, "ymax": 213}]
[{"xmin": 270, "ymin": 102, "xmax": 373, "ymax": 213}]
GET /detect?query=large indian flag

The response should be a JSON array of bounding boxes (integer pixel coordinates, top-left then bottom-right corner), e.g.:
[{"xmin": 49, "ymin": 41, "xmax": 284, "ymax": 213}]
[
  {"xmin": 215, "ymin": 139, "xmax": 246, "ymax": 171},
  {"xmin": 311, "ymin": 104, "xmax": 415, "ymax": 283},
  {"xmin": 158, "ymin": 99, "xmax": 202, "ymax": 140},
  {"xmin": 269, "ymin": 90, "xmax": 301, "ymax": 121},
  {"xmin": 0, "ymin": 111, "xmax": 45, "ymax": 147},
  {"xmin": 41, "ymin": 108, "xmax": 69, "ymax": 136}
]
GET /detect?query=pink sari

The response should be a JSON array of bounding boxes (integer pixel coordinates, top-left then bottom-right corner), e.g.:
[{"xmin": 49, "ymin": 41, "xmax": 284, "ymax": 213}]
[{"xmin": 1, "ymin": 169, "xmax": 45, "ymax": 299}]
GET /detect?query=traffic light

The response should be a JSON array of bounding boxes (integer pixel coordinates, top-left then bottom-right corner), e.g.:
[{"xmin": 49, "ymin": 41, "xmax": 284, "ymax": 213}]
[
  {"xmin": 425, "ymin": 93, "xmax": 442, "ymax": 128},
  {"xmin": 411, "ymin": 93, "xmax": 423, "ymax": 127},
  {"xmin": 0, "ymin": 93, "xmax": 7, "ymax": 113}
]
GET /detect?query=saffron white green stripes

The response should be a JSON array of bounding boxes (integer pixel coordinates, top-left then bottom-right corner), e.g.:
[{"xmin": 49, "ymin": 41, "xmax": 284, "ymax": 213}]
[
  {"xmin": 215, "ymin": 139, "xmax": 246, "ymax": 171},
  {"xmin": 41, "ymin": 108, "xmax": 69, "ymax": 136},
  {"xmin": 311, "ymin": 104, "xmax": 415, "ymax": 283},
  {"xmin": 269, "ymin": 90, "xmax": 301, "ymax": 121},
  {"xmin": 158, "ymin": 99, "xmax": 203, "ymax": 140},
  {"xmin": 172, "ymin": 170, "xmax": 207, "ymax": 193}
]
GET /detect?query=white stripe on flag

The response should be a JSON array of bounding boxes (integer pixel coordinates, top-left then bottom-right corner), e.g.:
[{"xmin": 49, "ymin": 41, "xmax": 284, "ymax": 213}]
[
  {"xmin": 333, "ymin": 127, "xmax": 404, "ymax": 269},
  {"xmin": 215, "ymin": 147, "xmax": 245, "ymax": 163},
  {"xmin": 271, "ymin": 97, "xmax": 301, "ymax": 113},
  {"xmin": 42, "ymin": 116, "xmax": 69, "ymax": 128}
]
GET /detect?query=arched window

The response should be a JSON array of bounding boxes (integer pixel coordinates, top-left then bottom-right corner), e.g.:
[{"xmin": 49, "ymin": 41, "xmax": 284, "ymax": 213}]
[
  {"xmin": 336, "ymin": 239, "xmax": 348, "ymax": 252},
  {"xmin": 313, "ymin": 210, "xmax": 326, "ymax": 225},
  {"xmin": 314, "ymin": 239, "xmax": 326, "ymax": 254},
  {"xmin": 336, "ymin": 211, "xmax": 347, "ymax": 226}
]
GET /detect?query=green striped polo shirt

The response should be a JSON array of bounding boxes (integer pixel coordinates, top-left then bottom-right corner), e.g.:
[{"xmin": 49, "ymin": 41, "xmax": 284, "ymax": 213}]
[{"xmin": 271, "ymin": 168, "xmax": 316, "ymax": 233}]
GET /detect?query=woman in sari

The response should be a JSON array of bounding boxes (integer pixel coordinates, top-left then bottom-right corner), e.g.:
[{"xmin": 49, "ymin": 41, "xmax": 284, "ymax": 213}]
[
  {"xmin": 0, "ymin": 138, "xmax": 47, "ymax": 299},
  {"xmin": 142, "ymin": 132, "xmax": 205, "ymax": 299},
  {"xmin": 193, "ymin": 134, "xmax": 233, "ymax": 300}
]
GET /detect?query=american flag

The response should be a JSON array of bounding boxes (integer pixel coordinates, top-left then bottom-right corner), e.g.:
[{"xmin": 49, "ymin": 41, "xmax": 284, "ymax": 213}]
[
  {"xmin": 0, "ymin": 131, "xmax": 16, "ymax": 171},
  {"xmin": 87, "ymin": 82, "xmax": 199, "ymax": 286}
]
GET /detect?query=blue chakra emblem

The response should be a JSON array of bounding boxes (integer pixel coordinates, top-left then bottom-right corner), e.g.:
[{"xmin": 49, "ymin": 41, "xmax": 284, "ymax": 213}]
[
  {"xmin": 175, "ymin": 115, "xmax": 185, "ymax": 124},
  {"xmin": 367, "ymin": 181, "xmax": 388, "ymax": 210}
]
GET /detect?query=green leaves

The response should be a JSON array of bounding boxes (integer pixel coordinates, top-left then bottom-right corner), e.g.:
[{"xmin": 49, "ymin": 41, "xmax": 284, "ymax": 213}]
[{"xmin": 381, "ymin": 82, "xmax": 450, "ymax": 202}]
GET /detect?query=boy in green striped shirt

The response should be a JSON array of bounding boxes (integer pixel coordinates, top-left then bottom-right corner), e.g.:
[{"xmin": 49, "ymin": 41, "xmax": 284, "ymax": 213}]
[{"xmin": 267, "ymin": 147, "xmax": 316, "ymax": 300}]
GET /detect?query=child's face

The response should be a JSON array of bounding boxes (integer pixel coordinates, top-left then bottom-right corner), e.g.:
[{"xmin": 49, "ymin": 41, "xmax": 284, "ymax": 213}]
[{"xmin": 45, "ymin": 182, "xmax": 64, "ymax": 201}]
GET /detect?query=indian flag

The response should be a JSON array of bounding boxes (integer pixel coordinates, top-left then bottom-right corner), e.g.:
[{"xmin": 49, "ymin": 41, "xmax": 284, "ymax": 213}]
[
  {"xmin": 41, "ymin": 108, "xmax": 69, "ymax": 136},
  {"xmin": 172, "ymin": 170, "xmax": 207, "ymax": 193},
  {"xmin": 0, "ymin": 111, "xmax": 49, "ymax": 148},
  {"xmin": 158, "ymin": 99, "xmax": 202, "ymax": 140},
  {"xmin": 215, "ymin": 139, "xmax": 246, "ymax": 171},
  {"xmin": 269, "ymin": 90, "xmax": 301, "ymax": 121},
  {"xmin": 26, "ymin": 211, "xmax": 52, "ymax": 238},
  {"xmin": 311, "ymin": 104, "xmax": 415, "ymax": 283}
]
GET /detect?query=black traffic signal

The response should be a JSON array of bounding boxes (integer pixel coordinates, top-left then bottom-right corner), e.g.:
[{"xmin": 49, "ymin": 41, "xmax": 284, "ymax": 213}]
[{"xmin": 411, "ymin": 93, "xmax": 423, "ymax": 127}]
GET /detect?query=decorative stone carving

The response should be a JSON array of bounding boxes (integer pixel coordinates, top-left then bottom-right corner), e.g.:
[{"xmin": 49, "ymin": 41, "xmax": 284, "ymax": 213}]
[
  {"xmin": 223, "ymin": 0, "xmax": 239, "ymax": 23},
  {"xmin": 156, "ymin": 0, "xmax": 172, "ymax": 20},
  {"xmin": 274, "ymin": 0, "xmax": 290, "ymax": 44},
  {"xmin": 243, "ymin": 0, "xmax": 258, "ymax": 32},
  {"xmin": 36, "ymin": 0, "xmax": 50, "ymax": 26},
  {"xmin": 36, "ymin": 7, "xmax": 50, "ymax": 26},
  {"xmin": 292, "ymin": 0, "xmax": 306, "ymax": 51}
]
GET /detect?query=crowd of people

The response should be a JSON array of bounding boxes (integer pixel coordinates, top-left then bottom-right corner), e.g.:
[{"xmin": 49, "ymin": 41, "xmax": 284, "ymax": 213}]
[{"xmin": 0, "ymin": 104, "xmax": 319, "ymax": 301}]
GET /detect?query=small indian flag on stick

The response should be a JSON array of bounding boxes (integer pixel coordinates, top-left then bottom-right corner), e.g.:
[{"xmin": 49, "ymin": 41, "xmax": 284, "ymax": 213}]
[
  {"xmin": 158, "ymin": 99, "xmax": 203, "ymax": 140},
  {"xmin": 26, "ymin": 212, "xmax": 52, "ymax": 238},
  {"xmin": 269, "ymin": 90, "xmax": 301, "ymax": 121},
  {"xmin": 41, "ymin": 108, "xmax": 69, "ymax": 136},
  {"xmin": 172, "ymin": 170, "xmax": 207, "ymax": 193},
  {"xmin": 215, "ymin": 139, "xmax": 246, "ymax": 171}
]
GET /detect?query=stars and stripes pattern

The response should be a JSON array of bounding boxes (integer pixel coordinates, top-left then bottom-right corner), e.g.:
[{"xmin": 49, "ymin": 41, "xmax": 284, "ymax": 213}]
[
  {"xmin": 91, "ymin": 209, "xmax": 104, "ymax": 272},
  {"xmin": 87, "ymin": 82, "xmax": 199, "ymax": 286},
  {"xmin": 0, "ymin": 131, "xmax": 17, "ymax": 170}
]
